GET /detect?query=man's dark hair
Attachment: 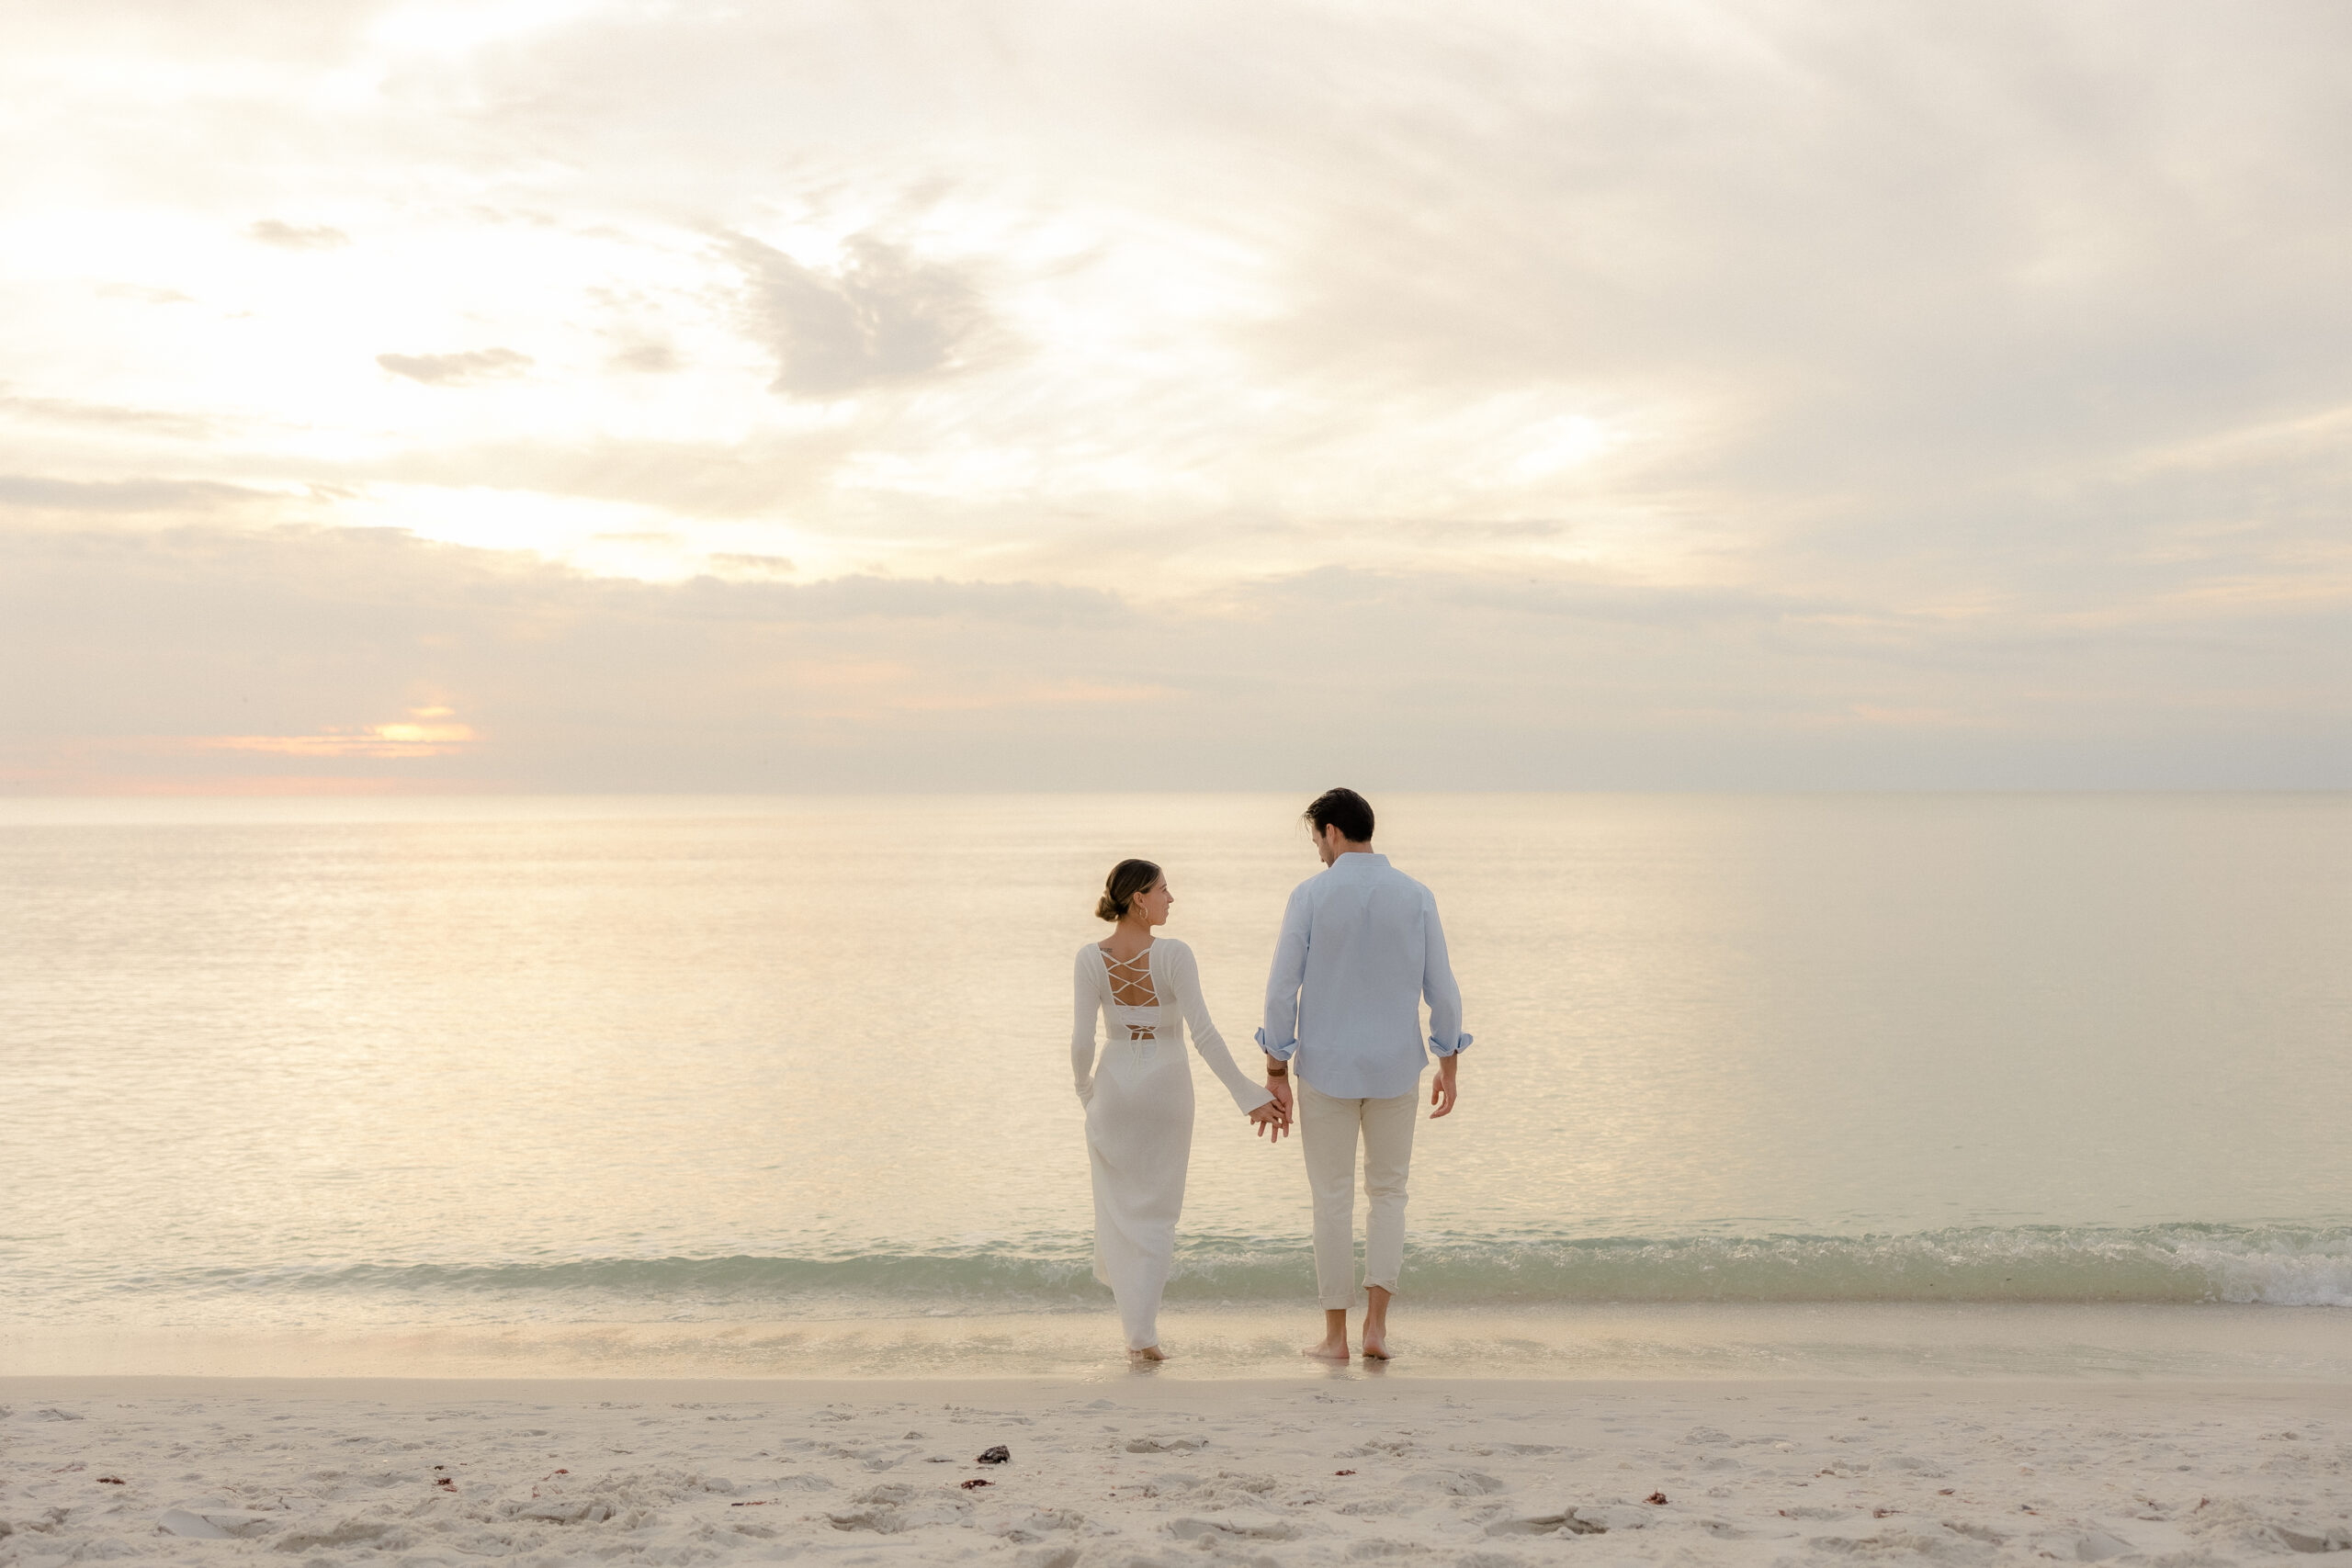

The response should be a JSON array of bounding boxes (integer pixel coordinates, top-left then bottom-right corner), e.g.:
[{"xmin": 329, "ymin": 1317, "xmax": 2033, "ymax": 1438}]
[{"xmin": 1303, "ymin": 787, "xmax": 1375, "ymax": 844}]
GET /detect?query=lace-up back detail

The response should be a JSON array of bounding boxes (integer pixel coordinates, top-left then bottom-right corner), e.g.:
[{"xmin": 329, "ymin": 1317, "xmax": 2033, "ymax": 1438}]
[{"xmin": 1099, "ymin": 942, "xmax": 1160, "ymax": 1039}]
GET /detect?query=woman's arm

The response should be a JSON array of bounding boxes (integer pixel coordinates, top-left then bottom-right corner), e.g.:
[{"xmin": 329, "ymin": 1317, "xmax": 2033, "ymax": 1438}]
[
  {"xmin": 1170, "ymin": 944, "xmax": 1276, "ymax": 1114},
  {"xmin": 1071, "ymin": 947, "xmax": 1102, "ymax": 1103}
]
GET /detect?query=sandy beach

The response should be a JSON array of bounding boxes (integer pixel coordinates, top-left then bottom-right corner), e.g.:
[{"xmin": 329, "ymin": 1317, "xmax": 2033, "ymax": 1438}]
[{"xmin": 5, "ymin": 1375, "xmax": 2346, "ymax": 1565}]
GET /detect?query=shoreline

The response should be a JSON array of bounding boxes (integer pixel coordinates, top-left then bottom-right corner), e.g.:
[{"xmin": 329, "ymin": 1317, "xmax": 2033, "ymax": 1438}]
[
  {"xmin": 7, "ymin": 1371, "xmax": 2352, "ymax": 1400},
  {"xmin": 7, "ymin": 1301, "xmax": 2348, "ymax": 1382}
]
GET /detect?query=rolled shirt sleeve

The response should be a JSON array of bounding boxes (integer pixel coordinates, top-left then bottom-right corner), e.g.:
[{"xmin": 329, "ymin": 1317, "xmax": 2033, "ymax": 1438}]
[{"xmin": 1420, "ymin": 887, "xmax": 1470, "ymax": 1057}]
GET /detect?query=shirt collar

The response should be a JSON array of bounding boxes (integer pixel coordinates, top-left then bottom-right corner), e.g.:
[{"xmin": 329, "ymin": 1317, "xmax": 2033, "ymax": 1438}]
[{"xmin": 1326, "ymin": 852, "xmax": 1390, "ymax": 874}]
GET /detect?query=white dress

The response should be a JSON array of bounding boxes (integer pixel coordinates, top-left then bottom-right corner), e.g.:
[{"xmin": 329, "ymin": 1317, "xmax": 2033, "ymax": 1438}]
[{"xmin": 1070, "ymin": 937, "xmax": 1273, "ymax": 1350}]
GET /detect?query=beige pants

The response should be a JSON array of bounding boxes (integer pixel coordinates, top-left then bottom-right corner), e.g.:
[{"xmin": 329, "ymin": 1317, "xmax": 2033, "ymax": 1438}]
[{"xmin": 1297, "ymin": 1076, "xmax": 1419, "ymax": 1308}]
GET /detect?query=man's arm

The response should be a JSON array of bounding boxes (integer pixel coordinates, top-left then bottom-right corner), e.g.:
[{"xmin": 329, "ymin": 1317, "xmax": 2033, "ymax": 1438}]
[
  {"xmin": 1421, "ymin": 888, "xmax": 1471, "ymax": 1119},
  {"xmin": 1255, "ymin": 884, "xmax": 1312, "ymax": 1122}
]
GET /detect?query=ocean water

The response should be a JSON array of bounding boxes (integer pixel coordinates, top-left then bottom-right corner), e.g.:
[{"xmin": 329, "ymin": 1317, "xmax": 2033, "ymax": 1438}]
[{"xmin": 3, "ymin": 793, "xmax": 2348, "ymax": 1378}]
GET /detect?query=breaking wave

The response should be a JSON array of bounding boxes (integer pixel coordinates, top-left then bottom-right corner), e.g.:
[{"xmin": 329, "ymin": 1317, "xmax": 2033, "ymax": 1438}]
[{"xmin": 159, "ymin": 1224, "xmax": 2352, "ymax": 1312}]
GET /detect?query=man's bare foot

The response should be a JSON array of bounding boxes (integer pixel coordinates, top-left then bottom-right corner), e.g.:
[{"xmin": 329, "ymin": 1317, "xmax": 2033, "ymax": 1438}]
[
  {"xmin": 1361, "ymin": 1287, "xmax": 1392, "ymax": 1359},
  {"xmin": 1129, "ymin": 1345, "xmax": 1166, "ymax": 1361},
  {"xmin": 1304, "ymin": 1306, "xmax": 1351, "ymax": 1360}
]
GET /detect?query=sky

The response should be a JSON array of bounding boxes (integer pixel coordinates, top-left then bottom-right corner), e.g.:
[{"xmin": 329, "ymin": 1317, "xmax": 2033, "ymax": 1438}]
[{"xmin": 3, "ymin": 0, "xmax": 2347, "ymax": 794}]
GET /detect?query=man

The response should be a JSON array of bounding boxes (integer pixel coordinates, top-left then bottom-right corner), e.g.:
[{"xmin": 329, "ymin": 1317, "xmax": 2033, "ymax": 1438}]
[{"xmin": 1256, "ymin": 786, "xmax": 1471, "ymax": 1360}]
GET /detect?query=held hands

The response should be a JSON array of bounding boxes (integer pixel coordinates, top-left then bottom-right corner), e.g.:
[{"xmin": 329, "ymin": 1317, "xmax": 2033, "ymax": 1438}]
[
  {"xmin": 1263, "ymin": 1071, "xmax": 1294, "ymax": 1120},
  {"xmin": 1252, "ymin": 1066, "xmax": 1295, "ymax": 1142}
]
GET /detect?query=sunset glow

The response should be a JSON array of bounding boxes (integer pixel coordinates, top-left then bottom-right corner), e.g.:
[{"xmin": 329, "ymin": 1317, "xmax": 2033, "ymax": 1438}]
[
  {"xmin": 2, "ymin": 2, "xmax": 2346, "ymax": 792},
  {"xmin": 194, "ymin": 709, "xmax": 478, "ymax": 760}
]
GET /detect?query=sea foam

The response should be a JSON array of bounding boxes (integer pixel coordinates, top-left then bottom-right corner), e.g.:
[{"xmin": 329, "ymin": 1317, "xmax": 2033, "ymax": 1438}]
[{"xmin": 115, "ymin": 1223, "xmax": 2352, "ymax": 1320}]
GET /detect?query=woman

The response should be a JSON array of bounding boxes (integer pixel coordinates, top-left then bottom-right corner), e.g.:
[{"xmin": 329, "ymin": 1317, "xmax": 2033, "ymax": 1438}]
[{"xmin": 1072, "ymin": 858, "xmax": 1284, "ymax": 1359}]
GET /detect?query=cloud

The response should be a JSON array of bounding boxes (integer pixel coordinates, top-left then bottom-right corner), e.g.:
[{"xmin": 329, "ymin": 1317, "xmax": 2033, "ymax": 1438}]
[
  {"xmin": 374, "ymin": 433, "xmax": 850, "ymax": 518},
  {"xmin": 246, "ymin": 218, "xmax": 351, "ymax": 250},
  {"xmin": 1, "ymin": 525, "xmax": 2343, "ymax": 795},
  {"xmin": 707, "ymin": 552, "xmax": 795, "ymax": 578},
  {"xmin": 0, "ymin": 389, "xmax": 211, "ymax": 437},
  {"xmin": 732, "ymin": 233, "xmax": 989, "ymax": 397},
  {"xmin": 607, "ymin": 342, "xmax": 679, "ymax": 373},
  {"xmin": 0, "ymin": 525, "xmax": 1155, "ymax": 792},
  {"xmin": 4, "ymin": 0, "xmax": 2351, "ymax": 789},
  {"xmin": 91, "ymin": 282, "xmax": 192, "ymax": 305},
  {"xmin": 0, "ymin": 474, "xmax": 279, "ymax": 513},
  {"xmin": 376, "ymin": 349, "xmax": 536, "ymax": 386},
  {"xmin": 6, "ymin": 1, "xmax": 381, "ymax": 62}
]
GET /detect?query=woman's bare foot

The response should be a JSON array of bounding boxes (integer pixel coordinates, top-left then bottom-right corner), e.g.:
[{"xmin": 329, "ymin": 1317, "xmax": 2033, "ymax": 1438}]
[
  {"xmin": 1129, "ymin": 1345, "xmax": 1166, "ymax": 1361},
  {"xmin": 1360, "ymin": 1325, "xmax": 1390, "ymax": 1359},
  {"xmin": 1303, "ymin": 1306, "xmax": 1351, "ymax": 1359}
]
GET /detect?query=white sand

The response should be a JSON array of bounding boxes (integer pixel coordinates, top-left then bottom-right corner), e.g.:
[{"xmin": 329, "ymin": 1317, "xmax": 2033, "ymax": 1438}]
[{"xmin": 3, "ymin": 1375, "xmax": 2347, "ymax": 1565}]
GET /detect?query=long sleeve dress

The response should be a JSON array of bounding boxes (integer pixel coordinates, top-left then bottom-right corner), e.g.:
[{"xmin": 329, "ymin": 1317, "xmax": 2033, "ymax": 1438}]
[{"xmin": 1071, "ymin": 937, "xmax": 1274, "ymax": 1350}]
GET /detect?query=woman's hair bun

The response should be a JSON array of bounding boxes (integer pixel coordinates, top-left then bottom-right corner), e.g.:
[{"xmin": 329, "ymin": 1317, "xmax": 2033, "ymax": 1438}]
[{"xmin": 1096, "ymin": 858, "xmax": 1162, "ymax": 922}]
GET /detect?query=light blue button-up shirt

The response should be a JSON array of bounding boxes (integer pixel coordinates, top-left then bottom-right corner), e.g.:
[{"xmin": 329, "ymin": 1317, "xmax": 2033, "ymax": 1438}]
[{"xmin": 1256, "ymin": 852, "xmax": 1472, "ymax": 1100}]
